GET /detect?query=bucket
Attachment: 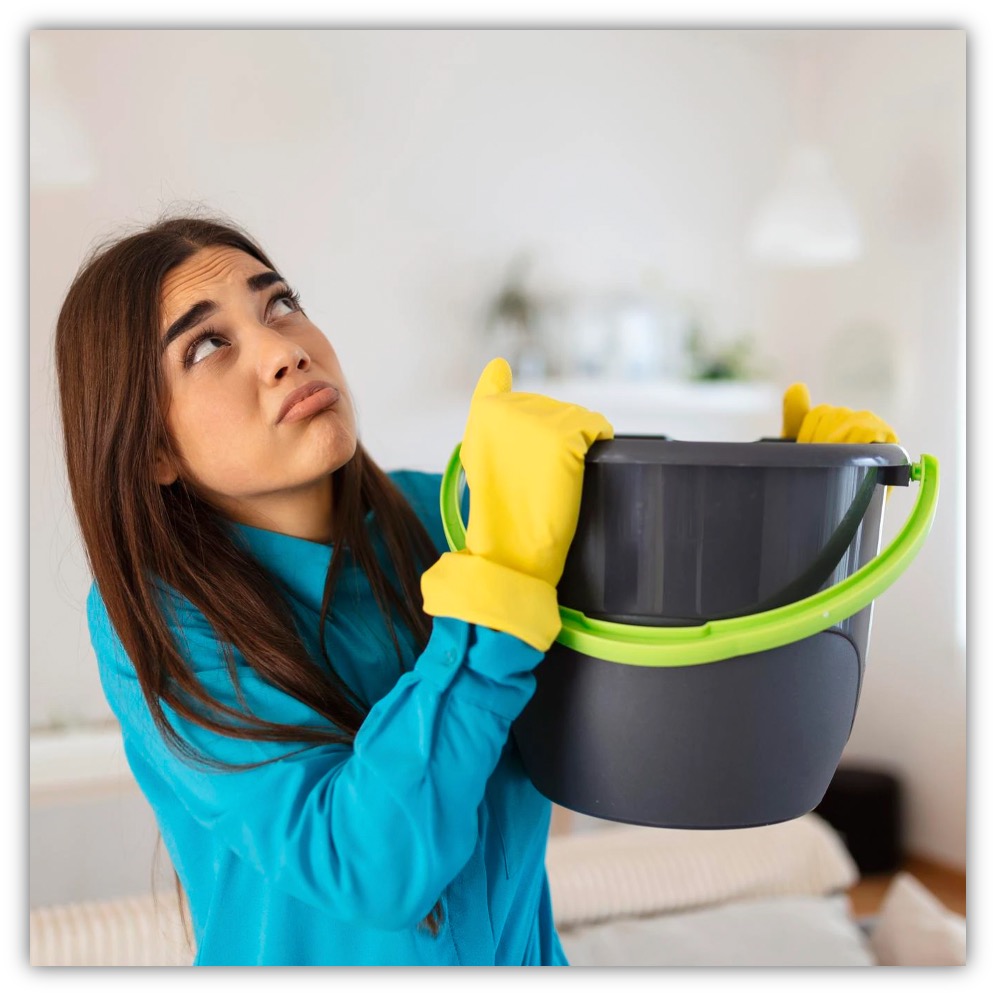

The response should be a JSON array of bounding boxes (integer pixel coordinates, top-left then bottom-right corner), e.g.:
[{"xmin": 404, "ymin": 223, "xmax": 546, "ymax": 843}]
[{"xmin": 439, "ymin": 435, "xmax": 939, "ymax": 829}]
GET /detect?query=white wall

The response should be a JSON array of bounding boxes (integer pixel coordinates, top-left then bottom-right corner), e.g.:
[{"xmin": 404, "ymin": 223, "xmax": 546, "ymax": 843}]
[
  {"xmin": 749, "ymin": 31, "xmax": 966, "ymax": 868},
  {"xmin": 30, "ymin": 29, "xmax": 965, "ymax": 905}
]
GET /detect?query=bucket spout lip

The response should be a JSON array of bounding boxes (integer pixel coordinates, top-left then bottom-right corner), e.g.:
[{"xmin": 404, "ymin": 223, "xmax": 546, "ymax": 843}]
[{"xmin": 582, "ymin": 437, "xmax": 913, "ymax": 470}]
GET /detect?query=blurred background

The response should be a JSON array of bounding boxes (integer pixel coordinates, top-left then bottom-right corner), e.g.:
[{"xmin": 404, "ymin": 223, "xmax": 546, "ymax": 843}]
[{"xmin": 30, "ymin": 29, "xmax": 965, "ymax": 911}]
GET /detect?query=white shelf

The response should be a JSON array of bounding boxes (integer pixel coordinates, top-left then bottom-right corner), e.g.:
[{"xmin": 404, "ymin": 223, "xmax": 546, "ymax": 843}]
[
  {"xmin": 513, "ymin": 377, "xmax": 781, "ymax": 415},
  {"xmin": 364, "ymin": 377, "xmax": 783, "ymax": 472},
  {"xmin": 30, "ymin": 724, "xmax": 138, "ymax": 806}
]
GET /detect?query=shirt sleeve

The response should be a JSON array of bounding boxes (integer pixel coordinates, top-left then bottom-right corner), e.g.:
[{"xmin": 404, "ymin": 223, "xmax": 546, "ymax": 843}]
[{"xmin": 88, "ymin": 583, "xmax": 544, "ymax": 932}]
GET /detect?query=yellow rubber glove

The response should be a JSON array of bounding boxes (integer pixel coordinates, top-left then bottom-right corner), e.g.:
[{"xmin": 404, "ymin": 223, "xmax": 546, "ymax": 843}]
[
  {"xmin": 420, "ymin": 358, "xmax": 615, "ymax": 651},
  {"xmin": 781, "ymin": 383, "xmax": 899, "ymax": 444}
]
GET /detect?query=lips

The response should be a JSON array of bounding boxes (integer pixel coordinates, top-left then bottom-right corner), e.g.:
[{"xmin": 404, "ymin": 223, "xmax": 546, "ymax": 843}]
[{"xmin": 276, "ymin": 380, "xmax": 340, "ymax": 424}]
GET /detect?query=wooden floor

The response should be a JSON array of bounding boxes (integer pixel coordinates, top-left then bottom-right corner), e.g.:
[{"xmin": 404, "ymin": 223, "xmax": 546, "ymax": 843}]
[{"xmin": 847, "ymin": 854, "xmax": 967, "ymax": 918}]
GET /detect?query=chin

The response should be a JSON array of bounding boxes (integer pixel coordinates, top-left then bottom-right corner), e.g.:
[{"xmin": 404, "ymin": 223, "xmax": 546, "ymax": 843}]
[{"xmin": 316, "ymin": 431, "xmax": 359, "ymax": 474}]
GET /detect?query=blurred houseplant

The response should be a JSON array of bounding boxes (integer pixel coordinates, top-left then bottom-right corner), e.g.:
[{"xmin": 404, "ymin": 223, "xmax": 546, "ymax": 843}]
[
  {"xmin": 685, "ymin": 324, "xmax": 763, "ymax": 381},
  {"xmin": 482, "ymin": 253, "xmax": 550, "ymax": 379}
]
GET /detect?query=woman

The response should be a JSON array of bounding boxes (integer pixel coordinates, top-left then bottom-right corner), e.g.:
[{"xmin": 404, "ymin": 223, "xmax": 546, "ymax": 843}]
[{"xmin": 53, "ymin": 212, "xmax": 897, "ymax": 967}]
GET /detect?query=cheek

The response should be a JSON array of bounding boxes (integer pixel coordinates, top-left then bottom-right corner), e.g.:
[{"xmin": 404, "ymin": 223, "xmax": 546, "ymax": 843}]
[{"xmin": 168, "ymin": 393, "xmax": 260, "ymax": 464}]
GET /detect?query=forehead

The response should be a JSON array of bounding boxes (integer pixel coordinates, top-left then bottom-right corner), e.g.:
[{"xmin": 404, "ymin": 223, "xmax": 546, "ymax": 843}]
[{"xmin": 160, "ymin": 246, "xmax": 262, "ymax": 323}]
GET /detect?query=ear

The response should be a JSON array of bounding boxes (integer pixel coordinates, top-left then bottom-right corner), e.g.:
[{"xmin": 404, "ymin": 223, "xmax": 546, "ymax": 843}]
[{"xmin": 154, "ymin": 449, "xmax": 179, "ymax": 487}]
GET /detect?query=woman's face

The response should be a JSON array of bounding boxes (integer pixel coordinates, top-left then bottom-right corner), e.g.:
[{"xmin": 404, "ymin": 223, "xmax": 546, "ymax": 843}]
[{"xmin": 155, "ymin": 245, "xmax": 358, "ymax": 540}]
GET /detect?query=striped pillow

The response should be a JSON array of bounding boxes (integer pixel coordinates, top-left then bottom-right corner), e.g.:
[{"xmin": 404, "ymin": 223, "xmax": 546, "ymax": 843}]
[{"xmin": 545, "ymin": 813, "xmax": 859, "ymax": 929}]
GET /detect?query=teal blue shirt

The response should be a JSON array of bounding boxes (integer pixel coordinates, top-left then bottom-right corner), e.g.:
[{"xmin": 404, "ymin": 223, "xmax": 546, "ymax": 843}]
[{"xmin": 87, "ymin": 469, "xmax": 568, "ymax": 966}]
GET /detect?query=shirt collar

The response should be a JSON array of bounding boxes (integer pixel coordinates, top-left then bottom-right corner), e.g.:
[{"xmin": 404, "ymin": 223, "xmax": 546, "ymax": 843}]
[{"xmin": 224, "ymin": 508, "xmax": 376, "ymax": 601}]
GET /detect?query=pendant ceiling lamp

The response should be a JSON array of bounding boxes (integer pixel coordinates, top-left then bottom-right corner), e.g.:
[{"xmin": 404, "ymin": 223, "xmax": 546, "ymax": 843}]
[
  {"xmin": 747, "ymin": 143, "xmax": 863, "ymax": 266},
  {"xmin": 747, "ymin": 34, "xmax": 863, "ymax": 267},
  {"xmin": 30, "ymin": 37, "xmax": 97, "ymax": 189}
]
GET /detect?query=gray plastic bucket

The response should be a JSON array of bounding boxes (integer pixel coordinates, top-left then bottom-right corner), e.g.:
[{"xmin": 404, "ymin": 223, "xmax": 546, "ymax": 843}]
[{"xmin": 439, "ymin": 436, "xmax": 938, "ymax": 830}]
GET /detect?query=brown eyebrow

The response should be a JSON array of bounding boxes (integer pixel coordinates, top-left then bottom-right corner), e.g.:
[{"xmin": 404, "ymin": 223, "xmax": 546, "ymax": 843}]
[{"xmin": 159, "ymin": 270, "xmax": 287, "ymax": 354}]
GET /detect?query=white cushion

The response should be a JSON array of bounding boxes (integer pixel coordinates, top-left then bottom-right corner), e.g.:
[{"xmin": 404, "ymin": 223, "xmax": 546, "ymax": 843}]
[
  {"xmin": 558, "ymin": 893, "xmax": 876, "ymax": 967},
  {"xmin": 867, "ymin": 871, "xmax": 966, "ymax": 966},
  {"xmin": 546, "ymin": 812, "xmax": 859, "ymax": 929},
  {"xmin": 30, "ymin": 893, "xmax": 194, "ymax": 967}
]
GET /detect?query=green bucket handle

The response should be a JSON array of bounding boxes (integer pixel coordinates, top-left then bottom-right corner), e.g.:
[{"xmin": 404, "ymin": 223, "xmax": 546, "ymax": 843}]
[{"xmin": 439, "ymin": 443, "xmax": 939, "ymax": 667}]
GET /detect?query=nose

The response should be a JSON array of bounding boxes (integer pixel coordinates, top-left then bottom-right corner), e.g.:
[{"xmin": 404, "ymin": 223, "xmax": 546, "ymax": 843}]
[{"xmin": 250, "ymin": 322, "xmax": 310, "ymax": 381}]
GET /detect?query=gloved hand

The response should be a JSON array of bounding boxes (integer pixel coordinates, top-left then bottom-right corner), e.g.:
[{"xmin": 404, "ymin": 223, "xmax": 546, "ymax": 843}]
[
  {"xmin": 420, "ymin": 357, "xmax": 615, "ymax": 651},
  {"xmin": 781, "ymin": 383, "xmax": 899, "ymax": 444}
]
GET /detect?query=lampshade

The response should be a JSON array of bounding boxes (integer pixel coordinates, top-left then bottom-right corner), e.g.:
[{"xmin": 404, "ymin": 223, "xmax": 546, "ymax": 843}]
[
  {"xmin": 747, "ymin": 144, "xmax": 863, "ymax": 266},
  {"xmin": 30, "ymin": 38, "xmax": 97, "ymax": 189}
]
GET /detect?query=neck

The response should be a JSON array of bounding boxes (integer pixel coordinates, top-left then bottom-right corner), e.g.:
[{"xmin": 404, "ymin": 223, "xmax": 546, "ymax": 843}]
[{"xmin": 220, "ymin": 474, "xmax": 336, "ymax": 545}]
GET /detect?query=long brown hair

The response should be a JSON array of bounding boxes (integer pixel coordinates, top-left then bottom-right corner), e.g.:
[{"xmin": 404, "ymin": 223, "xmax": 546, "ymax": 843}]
[{"xmin": 53, "ymin": 209, "xmax": 445, "ymax": 939}]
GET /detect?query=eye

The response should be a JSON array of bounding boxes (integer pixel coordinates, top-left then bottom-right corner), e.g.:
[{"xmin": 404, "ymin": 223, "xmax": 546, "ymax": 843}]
[
  {"xmin": 268, "ymin": 287, "xmax": 303, "ymax": 319},
  {"xmin": 270, "ymin": 294, "xmax": 299, "ymax": 319},
  {"xmin": 184, "ymin": 329, "xmax": 227, "ymax": 368}
]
